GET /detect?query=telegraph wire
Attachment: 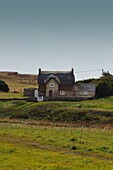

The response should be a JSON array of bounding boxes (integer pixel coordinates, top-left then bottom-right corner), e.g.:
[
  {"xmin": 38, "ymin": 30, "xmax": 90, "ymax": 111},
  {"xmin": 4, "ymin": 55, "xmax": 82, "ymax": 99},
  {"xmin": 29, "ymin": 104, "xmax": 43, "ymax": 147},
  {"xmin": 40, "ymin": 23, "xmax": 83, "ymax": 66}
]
[{"xmin": 76, "ymin": 69, "xmax": 103, "ymax": 74}]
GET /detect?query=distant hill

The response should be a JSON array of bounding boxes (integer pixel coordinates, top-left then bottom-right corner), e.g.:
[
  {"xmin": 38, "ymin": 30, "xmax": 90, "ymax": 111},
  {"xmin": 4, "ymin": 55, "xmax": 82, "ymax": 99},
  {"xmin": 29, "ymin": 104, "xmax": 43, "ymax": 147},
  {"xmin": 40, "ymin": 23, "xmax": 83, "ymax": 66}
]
[{"xmin": 0, "ymin": 71, "xmax": 37, "ymax": 92}]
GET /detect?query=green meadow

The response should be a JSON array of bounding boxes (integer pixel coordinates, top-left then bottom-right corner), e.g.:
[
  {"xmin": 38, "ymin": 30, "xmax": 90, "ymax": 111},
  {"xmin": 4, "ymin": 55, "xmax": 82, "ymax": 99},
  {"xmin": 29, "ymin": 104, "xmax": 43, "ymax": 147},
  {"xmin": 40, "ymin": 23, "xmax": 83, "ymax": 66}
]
[
  {"xmin": 0, "ymin": 123, "xmax": 113, "ymax": 170},
  {"xmin": 0, "ymin": 97, "xmax": 113, "ymax": 169}
]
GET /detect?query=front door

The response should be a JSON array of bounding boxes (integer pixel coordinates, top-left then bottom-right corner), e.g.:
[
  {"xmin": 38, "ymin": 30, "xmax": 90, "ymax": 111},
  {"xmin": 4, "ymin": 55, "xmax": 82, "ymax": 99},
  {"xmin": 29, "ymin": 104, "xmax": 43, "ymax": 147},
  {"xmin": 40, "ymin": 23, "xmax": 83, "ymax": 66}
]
[{"xmin": 49, "ymin": 90, "xmax": 53, "ymax": 97}]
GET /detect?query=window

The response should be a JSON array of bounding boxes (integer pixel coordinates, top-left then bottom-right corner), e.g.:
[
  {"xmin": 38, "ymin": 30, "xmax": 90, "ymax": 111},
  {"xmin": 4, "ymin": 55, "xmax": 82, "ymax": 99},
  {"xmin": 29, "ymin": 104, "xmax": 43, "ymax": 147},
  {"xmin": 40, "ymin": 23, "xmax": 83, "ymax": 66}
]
[
  {"xmin": 50, "ymin": 83, "xmax": 55, "ymax": 87},
  {"xmin": 60, "ymin": 91, "xmax": 65, "ymax": 96}
]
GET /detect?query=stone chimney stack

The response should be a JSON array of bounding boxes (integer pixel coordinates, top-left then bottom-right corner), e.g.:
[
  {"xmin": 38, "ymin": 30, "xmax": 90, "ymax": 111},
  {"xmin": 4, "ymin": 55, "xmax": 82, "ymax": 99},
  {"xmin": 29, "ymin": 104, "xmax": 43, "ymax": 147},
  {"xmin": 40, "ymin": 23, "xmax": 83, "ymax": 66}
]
[
  {"xmin": 39, "ymin": 68, "xmax": 41, "ymax": 74},
  {"xmin": 71, "ymin": 68, "xmax": 74, "ymax": 75}
]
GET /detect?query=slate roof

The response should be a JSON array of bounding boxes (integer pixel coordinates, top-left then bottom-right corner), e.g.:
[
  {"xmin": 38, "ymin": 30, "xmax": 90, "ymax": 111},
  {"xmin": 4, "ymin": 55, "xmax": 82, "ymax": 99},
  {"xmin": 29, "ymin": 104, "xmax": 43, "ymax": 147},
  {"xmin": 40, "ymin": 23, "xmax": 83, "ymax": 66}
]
[{"xmin": 38, "ymin": 69, "xmax": 75, "ymax": 85}]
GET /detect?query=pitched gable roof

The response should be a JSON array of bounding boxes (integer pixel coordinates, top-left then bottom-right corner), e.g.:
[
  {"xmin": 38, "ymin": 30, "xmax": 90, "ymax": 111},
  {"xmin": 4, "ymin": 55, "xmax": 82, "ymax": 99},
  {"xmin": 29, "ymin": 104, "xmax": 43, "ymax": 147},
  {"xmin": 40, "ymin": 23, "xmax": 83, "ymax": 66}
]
[
  {"xmin": 38, "ymin": 69, "xmax": 75, "ymax": 85},
  {"xmin": 44, "ymin": 74, "xmax": 60, "ymax": 84}
]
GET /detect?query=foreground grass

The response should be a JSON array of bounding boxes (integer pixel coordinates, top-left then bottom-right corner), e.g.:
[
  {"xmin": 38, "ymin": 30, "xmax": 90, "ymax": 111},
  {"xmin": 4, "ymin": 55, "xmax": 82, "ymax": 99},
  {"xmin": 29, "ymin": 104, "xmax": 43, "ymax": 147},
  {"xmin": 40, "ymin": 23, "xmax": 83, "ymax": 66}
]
[
  {"xmin": 0, "ymin": 123, "xmax": 113, "ymax": 169},
  {"xmin": 1, "ymin": 97, "xmax": 113, "ymax": 169}
]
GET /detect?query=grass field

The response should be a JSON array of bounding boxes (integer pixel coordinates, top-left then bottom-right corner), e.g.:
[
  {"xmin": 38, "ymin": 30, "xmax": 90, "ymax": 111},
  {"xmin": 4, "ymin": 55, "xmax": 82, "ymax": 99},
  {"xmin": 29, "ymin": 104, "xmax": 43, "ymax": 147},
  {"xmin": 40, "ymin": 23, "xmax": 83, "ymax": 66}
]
[
  {"xmin": 0, "ymin": 71, "xmax": 37, "ymax": 92},
  {"xmin": 1, "ymin": 97, "xmax": 113, "ymax": 169},
  {"xmin": 0, "ymin": 123, "xmax": 113, "ymax": 170},
  {"xmin": 6, "ymin": 82, "xmax": 37, "ymax": 93},
  {"xmin": 0, "ymin": 92, "xmax": 24, "ymax": 99}
]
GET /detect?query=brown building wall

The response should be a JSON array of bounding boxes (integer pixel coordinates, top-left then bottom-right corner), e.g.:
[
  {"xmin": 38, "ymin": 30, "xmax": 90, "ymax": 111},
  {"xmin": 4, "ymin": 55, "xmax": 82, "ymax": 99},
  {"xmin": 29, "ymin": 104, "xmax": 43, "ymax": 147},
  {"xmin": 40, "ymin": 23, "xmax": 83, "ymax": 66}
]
[
  {"xmin": 46, "ymin": 79, "xmax": 74, "ymax": 97},
  {"xmin": 61, "ymin": 91, "xmax": 74, "ymax": 97},
  {"xmin": 38, "ymin": 78, "xmax": 95, "ymax": 99},
  {"xmin": 53, "ymin": 91, "xmax": 74, "ymax": 97},
  {"xmin": 59, "ymin": 85, "xmax": 74, "ymax": 91}
]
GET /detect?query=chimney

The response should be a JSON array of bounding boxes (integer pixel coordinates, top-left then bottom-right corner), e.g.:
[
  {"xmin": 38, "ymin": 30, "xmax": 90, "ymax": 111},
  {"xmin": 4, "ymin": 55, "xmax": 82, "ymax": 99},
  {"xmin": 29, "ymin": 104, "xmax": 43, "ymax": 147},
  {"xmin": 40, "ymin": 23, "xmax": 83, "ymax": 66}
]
[
  {"xmin": 39, "ymin": 68, "xmax": 41, "ymax": 74},
  {"xmin": 71, "ymin": 68, "xmax": 74, "ymax": 75}
]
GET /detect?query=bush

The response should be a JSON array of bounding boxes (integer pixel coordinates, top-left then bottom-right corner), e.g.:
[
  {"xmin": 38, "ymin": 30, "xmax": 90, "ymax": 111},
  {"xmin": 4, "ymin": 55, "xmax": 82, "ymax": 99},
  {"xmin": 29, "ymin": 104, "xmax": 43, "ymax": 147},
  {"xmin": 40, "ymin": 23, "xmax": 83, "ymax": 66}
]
[
  {"xmin": 71, "ymin": 146, "xmax": 77, "ymax": 150},
  {"xmin": 0, "ymin": 80, "xmax": 9, "ymax": 92}
]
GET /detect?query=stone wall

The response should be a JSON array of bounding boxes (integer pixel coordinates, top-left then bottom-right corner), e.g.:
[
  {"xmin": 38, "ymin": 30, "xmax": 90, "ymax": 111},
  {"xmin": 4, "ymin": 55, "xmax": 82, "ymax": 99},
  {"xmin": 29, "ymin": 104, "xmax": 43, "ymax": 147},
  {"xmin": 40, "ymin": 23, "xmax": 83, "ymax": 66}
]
[
  {"xmin": 24, "ymin": 88, "xmax": 38, "ymax": 98},
  {"xmin": 75, "ymin": 91, "xmax": 95, "ymax": 98},
  {"xmin": 46, "ymin": 79, "xmax": 59, "ymax": 97}
]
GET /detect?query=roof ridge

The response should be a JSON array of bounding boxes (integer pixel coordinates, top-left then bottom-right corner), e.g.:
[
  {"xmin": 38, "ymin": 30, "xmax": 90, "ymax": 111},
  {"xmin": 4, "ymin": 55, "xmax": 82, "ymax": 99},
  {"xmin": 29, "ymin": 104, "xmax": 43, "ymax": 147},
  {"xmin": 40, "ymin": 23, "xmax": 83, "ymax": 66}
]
[{"xmin": 41, "ymin": 71, "xmax": 72, "ymax": 74}]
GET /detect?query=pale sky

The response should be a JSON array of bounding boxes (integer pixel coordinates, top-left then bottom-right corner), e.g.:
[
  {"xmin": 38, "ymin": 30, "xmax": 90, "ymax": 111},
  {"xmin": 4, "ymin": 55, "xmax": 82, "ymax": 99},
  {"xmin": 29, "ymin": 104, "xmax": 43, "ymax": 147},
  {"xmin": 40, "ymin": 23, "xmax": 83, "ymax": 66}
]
[{"xmin": 0, "ymin": 0, "xmax": 113, "ymax": 80}]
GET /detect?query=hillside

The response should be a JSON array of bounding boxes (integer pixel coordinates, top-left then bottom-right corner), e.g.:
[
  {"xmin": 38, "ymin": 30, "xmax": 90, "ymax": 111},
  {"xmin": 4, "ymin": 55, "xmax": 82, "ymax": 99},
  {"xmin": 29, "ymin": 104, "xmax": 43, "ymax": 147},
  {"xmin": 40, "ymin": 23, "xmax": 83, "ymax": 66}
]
[
  {"xmin": 0, "ymin": 71, "xmax": 37, "ymax": 92},
  {"xmin": 1, "ymin": 97, "xmax": 113, "ymax": 127}
]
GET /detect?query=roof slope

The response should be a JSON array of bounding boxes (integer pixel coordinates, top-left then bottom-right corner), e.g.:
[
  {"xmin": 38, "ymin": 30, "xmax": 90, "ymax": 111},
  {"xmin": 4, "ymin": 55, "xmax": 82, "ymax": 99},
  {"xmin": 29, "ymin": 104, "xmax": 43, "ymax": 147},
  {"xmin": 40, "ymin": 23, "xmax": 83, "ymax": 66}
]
[{"xmin": 38, "ymin": 69, "xmax": 75, "ymax": 85}]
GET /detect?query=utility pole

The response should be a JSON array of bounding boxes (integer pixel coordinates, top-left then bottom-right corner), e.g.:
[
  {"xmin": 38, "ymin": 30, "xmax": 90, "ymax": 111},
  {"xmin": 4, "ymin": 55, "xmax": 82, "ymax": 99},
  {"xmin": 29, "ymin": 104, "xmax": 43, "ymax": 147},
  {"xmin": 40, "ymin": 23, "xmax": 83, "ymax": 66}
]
[{"xmin": 102, "ymin": 69, "xmax": 104, "ymax": 76}]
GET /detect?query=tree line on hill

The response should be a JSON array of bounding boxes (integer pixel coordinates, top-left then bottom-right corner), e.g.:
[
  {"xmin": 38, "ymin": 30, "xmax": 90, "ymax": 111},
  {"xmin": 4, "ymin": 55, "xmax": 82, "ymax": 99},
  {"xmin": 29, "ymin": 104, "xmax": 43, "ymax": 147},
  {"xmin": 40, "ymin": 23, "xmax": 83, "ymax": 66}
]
[{"xmin": 77, "ymin": 71, "xmax": 113, "ymax": 98}]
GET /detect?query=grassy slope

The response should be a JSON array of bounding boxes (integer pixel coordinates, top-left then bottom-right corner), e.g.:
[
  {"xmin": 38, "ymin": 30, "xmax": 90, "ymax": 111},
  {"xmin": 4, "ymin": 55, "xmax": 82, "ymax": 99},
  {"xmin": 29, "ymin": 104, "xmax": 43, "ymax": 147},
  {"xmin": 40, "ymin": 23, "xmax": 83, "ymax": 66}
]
[
  {"xmin": 0, "ymin": 97, "xmax": 113, "ymax": 125},
  {"xmin": 7, "ymin": 82, "xmax": 37, "ymax": 92},
  {"xmin": 0, "ymin": 71, "xmax": 37, "ymax": 92}
]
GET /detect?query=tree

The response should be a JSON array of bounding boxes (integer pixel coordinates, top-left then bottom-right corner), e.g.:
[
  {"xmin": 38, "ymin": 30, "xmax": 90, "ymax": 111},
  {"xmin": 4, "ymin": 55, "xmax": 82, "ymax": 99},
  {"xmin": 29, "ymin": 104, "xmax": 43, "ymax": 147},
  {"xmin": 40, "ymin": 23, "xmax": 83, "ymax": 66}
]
[
  {"xmin": 96, "ymin": 71, "xmax": 113, "ymax": 98},
  {"xmin": 96, "ymin": 80, "xmax": 113, "ymax": 98},
  {"xmin": 0, "ymin": 80, "xmax": 9, "ymax": 92}
]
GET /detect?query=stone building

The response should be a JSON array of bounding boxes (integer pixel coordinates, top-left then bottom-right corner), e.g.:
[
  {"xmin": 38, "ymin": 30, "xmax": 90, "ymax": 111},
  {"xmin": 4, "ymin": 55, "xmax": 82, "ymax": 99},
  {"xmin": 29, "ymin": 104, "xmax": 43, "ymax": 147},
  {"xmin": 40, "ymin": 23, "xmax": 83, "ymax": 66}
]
[
  {"xmin": 38, "ymin": 68, "xmax": 95, "ymax": 100},
  {"xmin": 38, "ymin": 68, "xmax": 75, "ymax": 98}
]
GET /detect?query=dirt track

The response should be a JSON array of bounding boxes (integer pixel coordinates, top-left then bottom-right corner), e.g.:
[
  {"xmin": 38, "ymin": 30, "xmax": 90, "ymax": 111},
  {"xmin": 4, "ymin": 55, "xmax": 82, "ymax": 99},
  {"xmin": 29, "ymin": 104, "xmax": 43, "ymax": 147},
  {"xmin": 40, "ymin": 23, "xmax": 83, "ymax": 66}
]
[
  {"xmin": 0, "ymin": 118, "xmax": 113, "ymax": 129},
  {"xmin": 0, "ymin": 135, "xmax": 113, "ymax": 161}
]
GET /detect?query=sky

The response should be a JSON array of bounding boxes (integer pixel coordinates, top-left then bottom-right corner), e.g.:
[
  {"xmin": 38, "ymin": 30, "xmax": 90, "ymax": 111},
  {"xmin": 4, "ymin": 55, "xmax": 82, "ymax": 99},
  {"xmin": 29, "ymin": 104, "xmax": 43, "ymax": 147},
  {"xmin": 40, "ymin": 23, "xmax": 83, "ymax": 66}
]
[{"xmin": 0, "ymin": 0, "xmax": 113, "ymax": 80}]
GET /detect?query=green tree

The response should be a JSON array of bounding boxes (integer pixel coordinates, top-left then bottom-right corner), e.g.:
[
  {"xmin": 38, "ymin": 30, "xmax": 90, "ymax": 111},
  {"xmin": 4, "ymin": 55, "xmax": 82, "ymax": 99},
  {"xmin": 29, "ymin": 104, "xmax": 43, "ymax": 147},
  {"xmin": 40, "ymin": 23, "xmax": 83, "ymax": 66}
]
[
  {"xmin": 96, "ymin": 80, "xmax": 113, "ymax": 98},
  {"xmin": 96, "ymin": 71, "xmax": 113, "ymax": 98}
]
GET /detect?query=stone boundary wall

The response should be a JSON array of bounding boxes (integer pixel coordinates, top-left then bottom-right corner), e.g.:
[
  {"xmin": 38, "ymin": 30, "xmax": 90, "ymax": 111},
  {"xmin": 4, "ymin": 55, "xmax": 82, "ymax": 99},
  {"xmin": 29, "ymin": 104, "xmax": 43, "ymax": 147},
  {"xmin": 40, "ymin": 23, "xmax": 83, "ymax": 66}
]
[{"xmin": 44, "ymin": 96, "xmax": 94, "ymax": 101}]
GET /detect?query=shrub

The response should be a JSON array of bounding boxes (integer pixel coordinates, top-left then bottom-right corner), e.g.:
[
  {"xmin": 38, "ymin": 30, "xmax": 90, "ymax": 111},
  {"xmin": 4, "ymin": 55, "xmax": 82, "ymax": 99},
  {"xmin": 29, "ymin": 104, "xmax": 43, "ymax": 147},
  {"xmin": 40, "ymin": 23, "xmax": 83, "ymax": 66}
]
[
  {"xmin": 0, "ymin": 80, "xmax": 9, "ymax": 92},
  {"xmin": 71, "ymin": 146, "xmax": 77, "ymax": 150},
  {"xmin": 70, "ymin": 138, "xmax": 77, "ymax": 142}
]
